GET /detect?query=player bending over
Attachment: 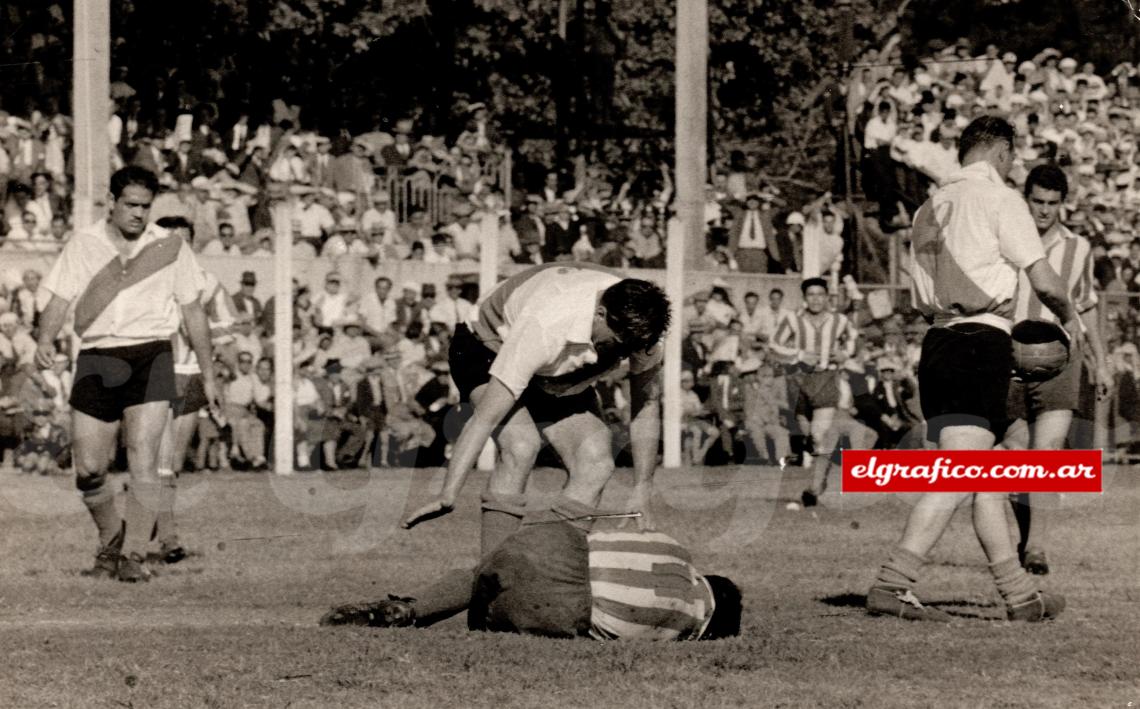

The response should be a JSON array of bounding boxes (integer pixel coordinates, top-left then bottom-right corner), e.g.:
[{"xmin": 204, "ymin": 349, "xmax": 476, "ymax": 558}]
[{"xmin": 324, "ymin": 263, "xmax": 669, "ymax": 626}]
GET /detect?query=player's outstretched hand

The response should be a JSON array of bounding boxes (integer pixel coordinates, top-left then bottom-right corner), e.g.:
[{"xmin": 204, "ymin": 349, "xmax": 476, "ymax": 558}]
[
  {"xmin": 34, "ymin": 342, "xmax": 55, "ymax": 370},
  {"xmin": 402, "ymin": 497, "xmax": 455, "ymax": 529}
]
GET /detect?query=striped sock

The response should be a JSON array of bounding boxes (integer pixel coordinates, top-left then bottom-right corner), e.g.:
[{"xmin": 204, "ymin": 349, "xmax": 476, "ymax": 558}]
[
  {"xmin": 990, "ymin": 556, "xmax": 1038, "ymax": 607},
  {"xmin": 874, "ymin": 547, "xmax": 927, "ymax": 590}
]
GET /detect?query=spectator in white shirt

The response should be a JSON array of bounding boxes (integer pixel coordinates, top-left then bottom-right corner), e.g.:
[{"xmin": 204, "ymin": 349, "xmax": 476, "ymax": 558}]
[
  {"xmin": 312, "ymin": 271, "xmax": 352, "ymax": 330},
  {"xmin": 359, "ymin": 276, "xmax": 397, "ymax": 344},
  {"xmin": 429, "ymin": 277, "xmax": 472, "ymax": 330},
  {"xmin": 360, "ymin": 191, "xmax": 398, "ymax": 239},
  {"xmin": 199, "ymin": 222, "xmax": 243, "ymax": 256},
  {"xmin": 423, "ymin": 233, "xmax": 455, "ymax": 264},
  {"xmin": 864, "ymin": 101, "xmax": 898, "ymax": 150},
  {"xmin": 755, "ymin": 288, "xmax": 791, "ymax": 343},
  {"xmin": 737, "ymin": 291, "xmax": 765, "ymax": 338},
  {"xmin": 442, "ymin": 203, "xmax": 482, "ymax": 261}
]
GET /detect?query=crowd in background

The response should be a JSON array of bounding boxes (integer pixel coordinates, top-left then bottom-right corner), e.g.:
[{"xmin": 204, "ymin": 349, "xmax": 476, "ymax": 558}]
[{"xmin": 10, "ymin": 34, "xmax": 1140, "ymax": 471}]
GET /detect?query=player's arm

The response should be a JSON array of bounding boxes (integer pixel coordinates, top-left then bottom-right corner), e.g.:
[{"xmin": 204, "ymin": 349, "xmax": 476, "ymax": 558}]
[
  {"xmin": 182, "ymin": 300, "xmax": 219, "ymax": 413},
  {"xmin": 34, "ymin": 295, "xmax": 70, "ymax": 368},
  {"xmin": 768, "ymin": 317, "xmax": 802, "ymax": 362},
  {"xmin": 402, "ymin": 376, "xmax": 516, "ymax": 529},
  {"xmin": 1024, "ymin": 259, "xmax": 1075, "ymax": 331},
  {"xmin": 628, "ymin": 355, "xmax": 662, "ymax": 530}
]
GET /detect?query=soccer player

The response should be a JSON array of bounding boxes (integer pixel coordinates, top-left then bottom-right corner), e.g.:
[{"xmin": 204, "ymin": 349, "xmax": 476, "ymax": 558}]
[
  {"xmin": 866, "ymin": 116, "xmax": 1075, "ymax": 622},
  {"xmin": 324, "ymin": 500, "xmax": 742, "ymax": 641},
  {"xmin": 769, "ymin": 277, "xmax": 858, "ymax": 506},
  {"xmin": 329, "ymin": 263, "xmax": 669, "ymax": 626},
  {"xmin": 34, "ymin": 167, "xmax": 218, "ymax": 582},
  {"xmin": 1002, "ymin": 164, "xmax": 1109, "ymax": 576},
  {"xmin": 150, "ymin": 216, "xmax": 236, "ymax": 563}
]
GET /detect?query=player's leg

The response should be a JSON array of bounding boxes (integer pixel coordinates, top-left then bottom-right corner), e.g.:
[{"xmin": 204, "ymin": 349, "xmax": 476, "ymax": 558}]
[
  {"xmin": 543, "ymin": 411, "xmax": 615, "ymax": 508},
  {"xmin": 1020, "ymin": 409, "xmax": 1073, "ymax": 573},
  {"xmin": 71, "ymin": 409, "xmax": 124, "ymax": 570},
  {"xmin": 120, "ymin": 400, "xmax": 172, "ymax": 567},
  {"xmin": 804, "ymin": 406, "xmax": 838, "ymax": 502}
]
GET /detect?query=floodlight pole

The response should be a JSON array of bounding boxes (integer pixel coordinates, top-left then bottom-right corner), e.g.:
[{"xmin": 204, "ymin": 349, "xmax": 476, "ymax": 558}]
[
  {"xmin": 664, "ymin": 0, "xmax": 708, "ymax": 469},
  {"xmin": 73, "ymin": 0, "xmax": 111, "ymax": 229}
]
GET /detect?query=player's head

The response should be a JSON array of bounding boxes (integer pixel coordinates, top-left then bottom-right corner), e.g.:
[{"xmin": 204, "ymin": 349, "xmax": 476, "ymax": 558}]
[
  {"xmin": 156, "ymin": 215, "xmax": 194, "ymax": 244},
  {"xmin": 958, "ymin": 116, "xmax": 1016, "ymax": 178},
  {"xmin": 699, "ymin": 575, "xmax": 742, "ymax": 640},
  {"xmin": 1024, "ymin": 163, "xmax": 1068, "ymax": 233},
  {"xmin": 109, "ymin": 166, "xmax": 159, "ymax": 240},
  {"xmin": 801, "ymin": 277, "xmax": 828, "ymax": 314},
  {"xmin": 596, "ymin": 278, "xmax": 671, "ymax": 355},
  {"xmin": 769, "ymin": 287, "xmax": 784, "ymax": 309}
]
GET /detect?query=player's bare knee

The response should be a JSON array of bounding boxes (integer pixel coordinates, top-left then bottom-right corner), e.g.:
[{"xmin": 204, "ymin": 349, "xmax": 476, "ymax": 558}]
[
  {"xmin": 499, "ymin": 430, "xmax": 541, "ymax": 471},
  {"xmin": 568, "ymin": 435, "xmax": 615, "ymax": 490}
]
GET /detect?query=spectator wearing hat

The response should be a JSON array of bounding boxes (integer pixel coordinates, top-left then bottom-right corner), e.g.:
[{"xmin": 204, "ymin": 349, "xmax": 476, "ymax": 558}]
[
  {"xmin": 360, "ymin": 190, "xmax": 397, "ymax": 242},
  {"xmin": 233, "ymin": 271, "xmax": 262, "ymax": 322},
  {"xmin": 441, "ymin": 202, "xmax": 481, "ymax": 261},
  {"xmin": 291, "ymin": 187, "xmax": 336, "ymax": 251},
  {"xmin": 429, "ymin": 277, "xmax": 473, "ymax": 331},
  {"xmin": 394, "ymin": 281, "xmax": 423, "ymax": 330},
  {"xmin": 345, "ymin": 354, "xmax": 391, "ymax": 469},
  {"xmin": 328, "ymin": 313, "xmax": 372, "ymax": 372},
  {"xmin": 380, "ymin": 121, "xmax": 415, "ymax": 174},
  {"xmin": 311, "ymin": 358, "xmax": 362, "ymax": 470}
]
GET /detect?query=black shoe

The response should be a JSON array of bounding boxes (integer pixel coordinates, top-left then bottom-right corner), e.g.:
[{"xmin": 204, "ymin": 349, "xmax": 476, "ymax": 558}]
[
  {"xmin": 1023, "ymin": 550, "xmax": 1050, "ymax": 576},
  {"xmin": 1007, "ymin": 591, "xmax": 1064, "ymax": 622},
  {"xmin": 320, "ymin": 595, "xmax": 416, "ymax": 627},
  {"xmin": 147, "ymin": 543, "xmax": 190, "ymax": 565},
  {"xmin": 86, "ymin": 547, "xmax": 121, "ymax": 579},
  {"xmin": 801, "ymin": 489, "xmax": 818, "ymax": 508},
  {"xmin": 866, "ymin": 586, "xmax": 951, "ymax": 622}
]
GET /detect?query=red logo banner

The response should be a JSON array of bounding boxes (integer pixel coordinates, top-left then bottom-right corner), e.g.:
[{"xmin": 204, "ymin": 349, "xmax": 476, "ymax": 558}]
[{"xmin": 841, "ymin": 450, "xmax": 1102, "ymax": 494}]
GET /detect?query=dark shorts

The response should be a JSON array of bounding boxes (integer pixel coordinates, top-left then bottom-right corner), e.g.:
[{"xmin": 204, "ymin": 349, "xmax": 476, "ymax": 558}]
[
  {"xmin": 469, "ymin": 515, "xmax": 592, "ymax": 638},
  {"xmin": 70, "ymin": 340, "xmax": 177, "ymax": 423},
  {"xmin": 450, "ymin": 324, "xmax": 602, "ymax": 430},
  {"xmin": 789, "ymin": 368, "xmax": 841, "ymax": 417},
  {"xmin": 1006, "ymin": 341, "xmax": 1083, "ymax": 422},
  {"xmin": 918, "ymin": 323, "xmax": 1012, "ymax": 443},
  {"xmin": 172, "ymin": 373, "xmax": 208, "ymax": 417}
]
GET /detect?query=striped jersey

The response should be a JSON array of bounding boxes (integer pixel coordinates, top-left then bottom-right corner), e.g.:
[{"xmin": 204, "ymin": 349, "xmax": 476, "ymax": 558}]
[
  {"xmin": 473, "ymin": 263, "xmax": 663, "ymax": 398},
  {"xmin": 909, "ymin": 161, "xmax": 1046, "ymax": 333},
  {"xmin": 770, "ymin": 310, "xmax": 858, "ymax": 368},
  {"xmin": 173, "ymin": 269, "xmax": 235, "ymax": 375},
  {"xmin": 42, "ymin": 220, "xmax": 205, "ymax": 349},
  {"xmin": 587, "ymin": 530, "xmax": 714, "ymax": 641},
  {"xmin": 1013, "ymin": 223, "xmax": 1096, "ymax": 324}
]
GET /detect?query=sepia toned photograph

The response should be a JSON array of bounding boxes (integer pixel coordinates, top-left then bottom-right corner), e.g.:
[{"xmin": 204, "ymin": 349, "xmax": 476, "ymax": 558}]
[{"xmin": 0, "ymin": 1, "xmax": 1136, "ymax": 706}]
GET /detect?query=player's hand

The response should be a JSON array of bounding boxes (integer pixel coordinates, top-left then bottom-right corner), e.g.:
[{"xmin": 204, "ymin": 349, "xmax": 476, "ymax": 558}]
[
  {"xmin": 202, "ymin": 376, "xmax": 222, "ymax": 421},
  {"xmin": 831, "ymin": 350, "xmax": 849, "ymax": 365},
  {"xmin": 625, "ymin": 483, "xmax": 655, "ymax": 531},
  {"xmin": 402, "ymin": 495, "xmax": 455, "ymax": 529},
  {"xmin": 34, "ymin": 342, "xmax": 55, "ymax": 370},
  {"xmin": 800, "ymin": 351, "xmax": 820, "ymax": 367},
  {"xmin": 1096, "ymin": 365, "xmax": 1112, "ymax": 401}
]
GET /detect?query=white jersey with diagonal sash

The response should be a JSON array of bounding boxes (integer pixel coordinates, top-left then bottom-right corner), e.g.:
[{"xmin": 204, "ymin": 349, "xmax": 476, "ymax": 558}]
[
  {"xmin": 42, "ymin": 219, "xmax": 205, "ymax": 349},
  {"xmin": 1012, "ymin": 223, "xmax": 1096, "ymax": 324},
  {"xmin": 472, "ymin": 263, "xmax": 663, "ymax": 398},
  {"xmin": 908, "ymin": 161, "xmax": 1046, "ymax": 332},
  {"xmin": 586, "ymin": 530, "xmax": 714, "ymax": 641}
]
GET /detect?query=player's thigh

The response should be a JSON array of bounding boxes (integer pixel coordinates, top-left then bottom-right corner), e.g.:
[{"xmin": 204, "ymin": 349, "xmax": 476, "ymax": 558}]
[
  {"xmin": 489, "ymin": 404, "xmax": 543, "ymax": 495},
  {"xmin": 71, "ymin": 409, "xmax": 121, "ymax": 476},
  {"xmin": 810, "ymin": 407, "xmax": 837, "ymax": 440},
  {"xmin": 122, "ymin": 400, "xmax": 172, "ymax": 477},
  {"xmin": 938, "ymin": 424, "xmax": 995, "ymax": 451},
  {"xmin": 543, "ymin": 411, "xmax": 614, "ymax": 503},
  {"xmin": 1030, "ymin": 409, "xmax": 1074, "ymax": 450},
  {"xmin": 999, "ymin": 418, "xmax": 1030, "ymax": 450}
]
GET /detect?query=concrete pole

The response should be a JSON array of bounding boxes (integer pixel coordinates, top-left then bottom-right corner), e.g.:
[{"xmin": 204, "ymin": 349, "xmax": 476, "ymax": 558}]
[
  {"xmin": 273, "ymin": 229, "xmax": 294, "ymax": 474},
  {"xmin": 73, "ymin": 0, "xmax": 111, "ymax": 229},
  {"xmin": 663, "ymin": 0, "xmax": 708, "ymax": 469}
]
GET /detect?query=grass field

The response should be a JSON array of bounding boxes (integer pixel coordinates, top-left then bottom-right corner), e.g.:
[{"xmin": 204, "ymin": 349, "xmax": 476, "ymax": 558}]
[{"xmin": 0, "ymin": 463, "xmax": 1137, "ymax": 708}]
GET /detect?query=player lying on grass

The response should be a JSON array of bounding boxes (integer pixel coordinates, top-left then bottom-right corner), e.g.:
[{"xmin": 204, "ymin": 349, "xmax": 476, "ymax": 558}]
[
  {"xmin": 322, "ymin": 498, "xmax": 743, "ymax": 641},
  {"xmin": 328, "ymin": 263, "xmax": 670, "ymax": 627}
]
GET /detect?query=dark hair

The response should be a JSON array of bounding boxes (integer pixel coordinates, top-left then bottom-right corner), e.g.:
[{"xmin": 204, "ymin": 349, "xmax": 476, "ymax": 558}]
[
  {"xmin": 957, "ymin": 116, "xmax": 1015, "ymax": 163},
  {"xmin": 769, "ymin": 287, "xmax": 784, "ymax": 297},
  {"xmin": 110, "ymin": 166, "xmax": 159, "ymax": 201},
  {"xmin": 405, "ymin": 320, "xmax": 424, "ymax": 339},
  {"xmin": 600, "ymin": 278, "xmax": 671, "ymax": 351},
  {"xmin": 156, "ymin": 215, "xmax": 194, "ymax": 239},
  {"xmin": 1024, "ymin": 163, "xmax": 1069, "ymax": 200},
  {"xmin": 744, "ymin": 291, "xmax": 759, "ymax": 300},
  {"xmin": 699, "ymin": 575, "xmax": 742, "ymax": 640},
  {"xmin": 801, "ymin": 277, "xmax": 828, "ymax": 294},
  {"xmin": 375, "ymin": 276, "xmax": 393, "ymax": 287}
]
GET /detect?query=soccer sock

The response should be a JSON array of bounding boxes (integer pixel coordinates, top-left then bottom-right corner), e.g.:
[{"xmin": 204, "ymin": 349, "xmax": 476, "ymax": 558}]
[
  {"xmin": 78, "ymin": 478, "xmax": 123, "ymax": 550},
  {"xmin": 874, "ymin": 547, "xmax": 927, "ymax": 591},
  {"xmin": 409, "ymin": 568, "xmax": 475, "ymax": 627},
  {"xmin": 990, "ymin": 556, "xmax": 1039, "ymax": 607},
  {"xmin": 154, "ymin": 471, "xmax": 179, "ymax": 547},
  {"xmin": 122, "ymin": 479, "xmax": 163, "ymax": 558},
  {"xmin": 480, "ymin": 491, "xmax": 528, "ymax": 557},
  {"xmin": 1010, "ymin": 493, "xmax": 1032, "ymax": 557},
  {"xmin": 1022, "ymin": 493, "xmax": 1048, "ymax": 553}
]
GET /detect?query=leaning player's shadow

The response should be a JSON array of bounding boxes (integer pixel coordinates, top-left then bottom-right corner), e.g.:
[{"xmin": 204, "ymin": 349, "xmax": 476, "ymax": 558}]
[{"xmin": 818, "ymin": 593, "xmax": 1002, "ymax": 620}]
